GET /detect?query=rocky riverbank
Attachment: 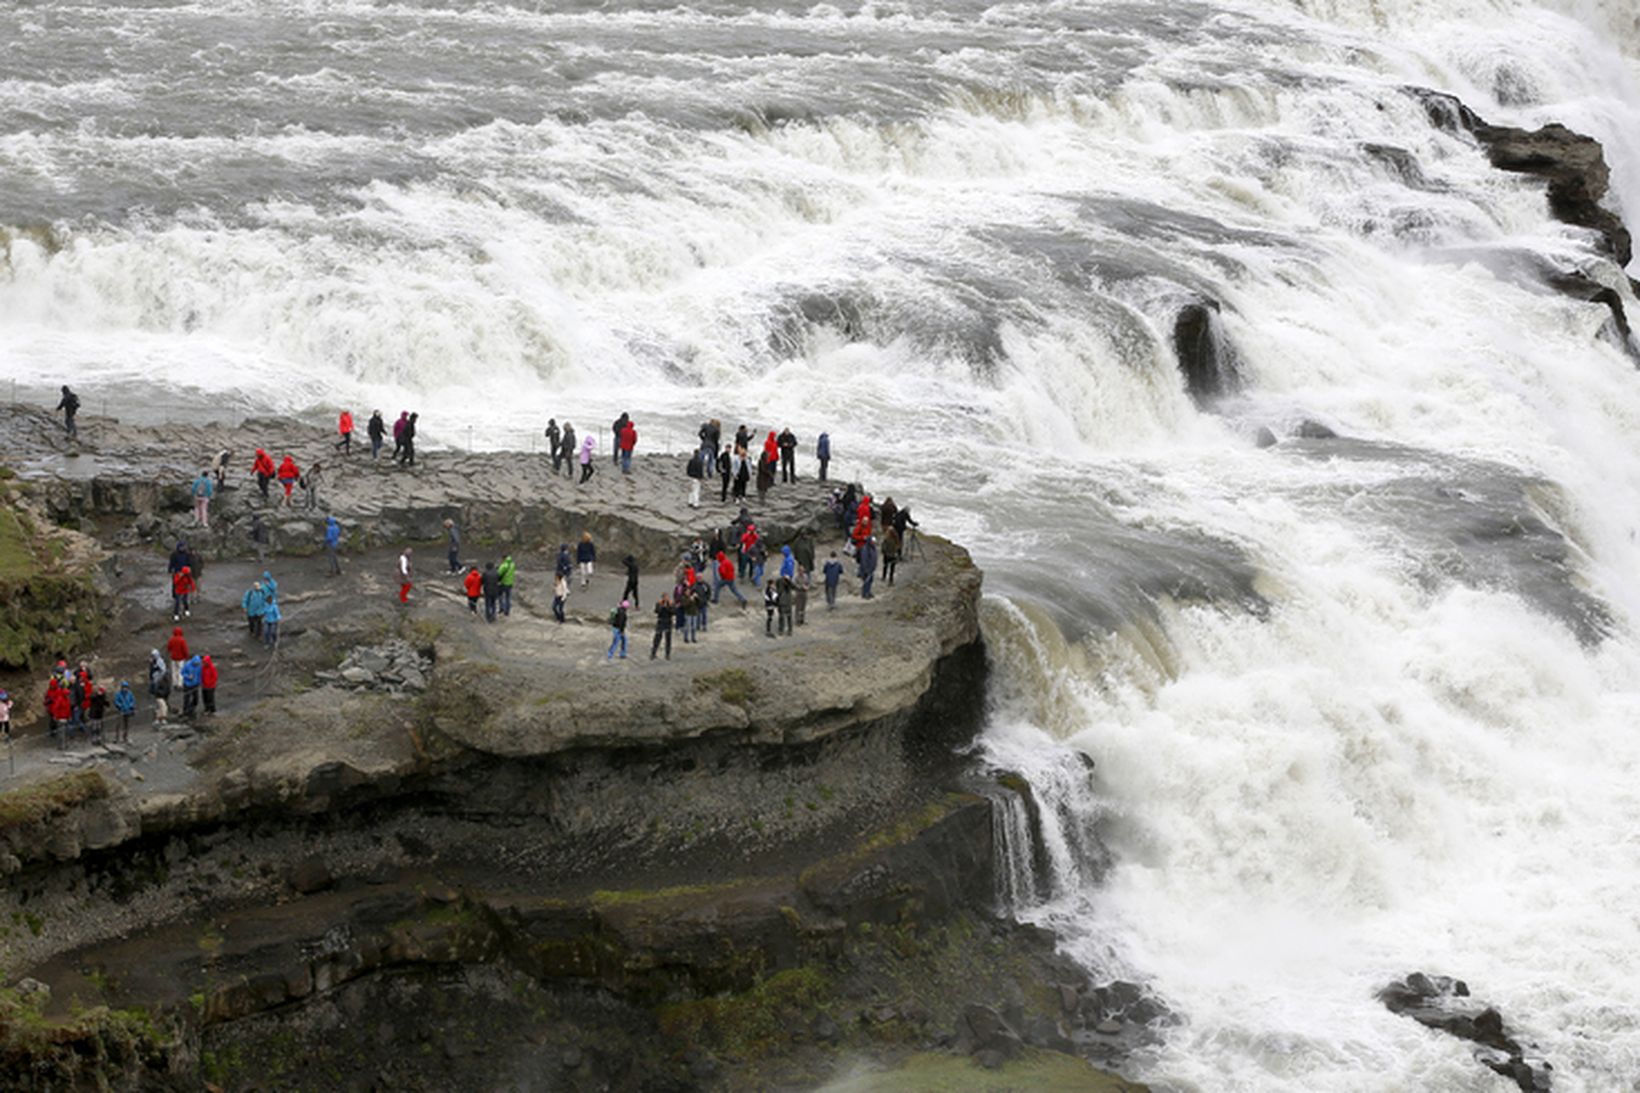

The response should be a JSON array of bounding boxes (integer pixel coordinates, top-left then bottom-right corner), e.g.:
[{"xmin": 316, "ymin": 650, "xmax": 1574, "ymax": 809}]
[{"xmin": 0, "ymin": 406, "xmax": 1151, "ymax": 1091}]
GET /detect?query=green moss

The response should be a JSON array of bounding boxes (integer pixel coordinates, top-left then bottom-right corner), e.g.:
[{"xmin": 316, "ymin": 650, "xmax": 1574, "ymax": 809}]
[
  {"xmin": 0, "ymin": 495, "xmax": 109, "ymax": 669},
  {"xmin": 825, "ymin": 1050, "xmax": 1143, "ymax": 1092},
  {"xmin": 590, "ymin": 880, "xmax": 746, "ymax": 908},
  {"xmin": 0, "ymin": 508, "xmax": 34, "ymax": 581},
  {"xmin": 693, "ymin": 667, "xmax": 754, "ymax": 706},
  {"xmin": 657, "ymin": 966, "xmax": 831, "ymax": 1059},
  {"xmin": 0, "ymin": 770, "xmax": 110, "ymax": 832}
]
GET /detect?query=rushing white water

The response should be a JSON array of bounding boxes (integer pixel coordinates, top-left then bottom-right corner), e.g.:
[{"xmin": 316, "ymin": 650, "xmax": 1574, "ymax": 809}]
[{"xmin": 7, "ymin": 0, "xmax": 1640, "ymax": 1088}]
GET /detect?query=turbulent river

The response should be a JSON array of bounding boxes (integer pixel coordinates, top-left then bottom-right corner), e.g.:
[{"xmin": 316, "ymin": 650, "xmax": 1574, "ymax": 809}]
[{"xmin": 6, "ymin": 0, "xmax": 1640, "ymax": 1088}]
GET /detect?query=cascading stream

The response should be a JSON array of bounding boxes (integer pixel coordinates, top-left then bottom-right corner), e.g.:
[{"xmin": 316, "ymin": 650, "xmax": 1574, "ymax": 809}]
[{"xmin": 6, "ymin": 0, "xmax": 1640, "ymax": 1088}]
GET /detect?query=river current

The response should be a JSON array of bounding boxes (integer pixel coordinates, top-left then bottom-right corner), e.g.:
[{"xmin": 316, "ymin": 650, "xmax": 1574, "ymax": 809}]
[{"xmin": 5, "ymin": 0, "xmax": 1640, "ymax": 1088}]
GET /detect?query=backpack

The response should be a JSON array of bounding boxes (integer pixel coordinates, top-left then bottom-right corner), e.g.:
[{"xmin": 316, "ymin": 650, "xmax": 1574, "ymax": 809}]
[
  {"xmin": 608, "ymin": 608, "xmax": 620, "ymax": 626},
  {"xmin": 686, "ymin": 454, "xmax": 703, "ymax": 479}
]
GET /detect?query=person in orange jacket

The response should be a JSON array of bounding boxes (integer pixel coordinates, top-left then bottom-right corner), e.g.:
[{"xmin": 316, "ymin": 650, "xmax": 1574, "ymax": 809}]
[
  {"xmin": 463, "ymin": 565, "xmax": 483, "ymax": 615},
  {"xmin": 171, "ymin": 565, "xmax": 196, "ymax": 621},
  {"xmin": 335, "ymin": 410, "xmax": 354, "ymax": 455},
  {"xmin": 276, "ymin": 455, "xmax": 301, "ymax": 507},
  {"xmin": 252, "ymin": 448, "xmax": 276, "ymax": 503}
]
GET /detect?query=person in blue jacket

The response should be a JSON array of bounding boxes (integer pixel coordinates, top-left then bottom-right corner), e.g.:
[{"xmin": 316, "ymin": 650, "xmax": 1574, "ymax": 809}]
[
  {"xmin": 180, "ymin": 655, "xmax": 203, "ymax": 718},
  {"xmin": 262, "ymin": 598, "xmax": 282, "ymax": 647},
  {"xmin": 112, "ymin": 681, "xmax": 136, "ymax": 743},
  {"xmin": 324, "ymin": 516, "xmax": 342, "ymax": 577},
  {"xmin": 576, "ymin": 532, "xmax": 596, "ymax": 589},
  {"xmin": 822, "ymin": 551, "xmax": 844, "ymax": 609},
  {"xmin": 779, "ymin": 544, "xmax": 796, "ymax": 581},
  {"xmin": 262, "ymin": 570, "xmax": 279, "ymax": 604},
  {"xmin": 242, "ymin": 581, "xmax": 267, "ymax": 638}
]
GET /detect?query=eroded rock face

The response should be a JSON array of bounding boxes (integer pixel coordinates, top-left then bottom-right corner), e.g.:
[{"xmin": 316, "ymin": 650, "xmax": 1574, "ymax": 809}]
[
  {"xmin": 1379, "ymin": 973, "xmax": 1552, "ymax": 1092},
  {"xmin": 1173, "ymin": 299, "xmax": 1241, "ymax": 404}
]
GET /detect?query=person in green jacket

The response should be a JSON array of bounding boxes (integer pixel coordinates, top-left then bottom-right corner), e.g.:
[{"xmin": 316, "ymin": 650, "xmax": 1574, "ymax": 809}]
[{"xmin": 497, "ymin": 554, "xmax": 516, "ymax": 617}]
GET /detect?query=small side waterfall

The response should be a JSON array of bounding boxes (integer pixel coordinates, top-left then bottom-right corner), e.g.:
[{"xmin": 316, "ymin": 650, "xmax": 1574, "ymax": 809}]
[
  {"xmin": 983, "ymin": 736, "xmax": 1112, "ymax": 920},
  {"xmin": 989, "ymin": 784, "xmax": 1043, "ymax": 914}
]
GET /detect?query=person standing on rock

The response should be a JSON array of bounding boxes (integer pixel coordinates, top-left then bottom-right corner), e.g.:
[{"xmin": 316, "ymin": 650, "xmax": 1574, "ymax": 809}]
[
  {"xmin": 545, "ymin": 419, "xmax": 562, "ymax": 473},
  {"xmin": 152, "ymin": 669, "xmax": 171, "ymax": 728},
  {"xmin": 262, "ymin": 597, "xmax": 282, "ymax": 647},
  {"xmin": 823, "ymin": 551, "xmax": 843, "ymax": 609},
  {"xmin": 578, "ymin": 433, "xmax": 597, "ymax": 484},
  {"xmin": 732, "ymin": 450, "xmax": 750, "ymax": 501},
  {"xmin": 201, "ymin": 656, "xmax": 218, "ymax": 716},
  {"xmin": 718, "ymin": 444, "xmax": 733, "ymax": 504},
  {"xmin": 88, "ymin": 686, "xmax": 108, "ymax": 743},
  {"xmin": 552, "ymin": 569, "xmax": 569, "ymax": 624},
  {"xmin": 607, "ymin": 600, "xmax": 629, "ymax": 660},
  {"xmin": 147, "ymin": 649, "xmax": 166, "ymax": 697},
  {"xmin": 651, "ymin": 594, "xmax": 673, "ymax": 660},
  {"xmin": 181, "ymin": 656, "xmax": 202, "ymax": 719},
  {"xmin": 167, "ymin": 627, "xmax": 190, "ymax": 690},
  {"xmin": 301, "ymin": 461, "xmax": 324, "ymax": 510},
  {"xmin": 397, "ymin": 547, "xmax": 414, "ymax": 606},
  {"xmin": 248, "ymin": 513, "xmax": 269, "ymax": 565},
  {"xmin": 56, "ymin": 385, "xmax": 81, "ymax": 438},
  {"xmin": 559, "ymin": 423, "xmax": 577, "ymax": 478},
  {"xmin": 463, "ymin": 565, "xmax": 483, "ymax": 616},
  {"xmin": 555, "ymin": 542, "xmax": 573, "ymax": 583},
  {"xmin": 882, "ymin": 527, "xmax": 902, "ymax": 585},
  {"xmin": 171, "ymin": 565, "xmax": 196, "ymax": 622},
  {"xmin": 776, "ymin": 575, "xmax": 795, "ymax": 637},
  {"xmin": 857, "ymin": 536, "xmax": 878, "ymax": 600},
  {"xmin": 794, "ymin": 563, "xmax": 810, "ymax": 625},
  {"xmin": 367, "ymin": 411, "xmax": 386, "ymax": 459},
  {"xmin": 262, "ymin": 569, "xmax": 279, "ymax": 606},
  {"xmin": 577, "ymin": 532, "xmax": 597, "ymax": 588},
  {"xmin": 45, "ymin": 678, "xmax": 71, "ymax": 748},
  {"xmin": 112, "ymin": 681, "xmax": 135, "ymax": 742},
  {"xmin": 755, "ymin": 447, "xmax": 775, "ymax": 503},
  {"xmin": 276, "ymin": 454, "xmax": 301, "ymax": 507},
  {"xmin": 324, "ymin": 516, "xmax": 342, "ymax": 577},
  {"xmin": 618, "ymin": 417, "xmax": 638, "ymax": 475},
  {"xmin": 242, "ymin": 581, "xmax": 266, "ymax": 638},
  {"xmin": 481, "ymin": 562, "xmax": 501, "ymax": 623},
  {"xmin": 763, "ymin": 577, "xmax": 779, "ymax": 637},
  {"xmin": 816, "ymin": 431, "xmax": 831, "ymax": 482},
  {"xmin": 392, "ymin": 411, "xmax": 409, "ymax": 461},
  {"xmin": 621, "ymin": 554, "xmax": 640, "ymax": 605},
  {"xmin": 444, "ymin": 519, "xmax": 461, "ymax": 574},
  {"xmin": 398, "ymin": 413, "xmax": 419, "ymax": 466},
  {"xmin": 498, "ymin": 553, "xmax": 516, "ymax": 618},
  {"xmin": 191, "ymin": 468, "xmax": 215, "ymax": 529},
  {"xmin": 712, "ymin": 549, "xmax": 746, "ymax": 606},
  {"xmin": 335, "ymin": 410, "xmax": 354, "ymax": 455},
  {"xmin": 686, "ymin": 447, "xmax": 705, "ymax": 508},
  {"xmin": 252, "ymin": 448, "xmax": 276, "ymax": 503},
  {"xmin": 678, "ymin": 585, "xmax": 698, "ymax": 643},
  {"xmin": 211, "ymin": 447, "xmax": 233, "ymax": 489},
  {"xmin": 777, "ymin": 427, "xmax": 797, "ymax": 483},
  {"xmin": 611, "ymin": 412, "xmax": 629, "ymax": 467}
]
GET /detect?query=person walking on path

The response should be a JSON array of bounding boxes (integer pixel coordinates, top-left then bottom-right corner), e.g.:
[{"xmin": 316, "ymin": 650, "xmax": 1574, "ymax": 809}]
[
  {"xmin": 712, "ymin": 550, "xmax": 746, "ymax": 606},
  {"xmin": 112, "ymin": 682, "xmax": 135, "ymax": 742},
  {"xmin": 618, "ymin": 417, "xmax": 638, "ymax": 474},
  {"xmin": 777, "ymin": 427, "xmax": 797, "ymax": 483},
  {"xmin": 607, "ymin": 600, "xmax": 629, "ymax": 659},
  {"xmin": 552, "ymin": 571, "xmax": 569, "ymax": 624},
  {"xmin": 336, "ymin": 410, "xmax": 354, "ymax": 455},
  {"xmin": 201, "ymin": 656, "xmax": 218, "ymax": 715},
  {"xmin": 148, "ymin": 650, "xmax": 166, "ymax": 697},
  {"xmin": 191, "ymin": 469, "xmax": 214, "ymax": 529},
  {"xmin": 262, "ymin": 597, "xmax": 282, "ymax": 646},
  {"xmin": 398, "ymin": 547, "xmax": 414, "ymax": 605},
  {"xmin": 621, "ymin": 554, "xmax": 640, "ymax": 605},
  {"xmin": 252, "ymin": 449, "xmax": 276, "ymax": 503},
  {"xmin": 392, "ymin": 411, "xmax": 409, "ymax": 461},
  {"xmin": 559, "ymin": 423, "xmax": 577, "ymax": 478},
  {"xmin": 180, "ymin": 656, "xmax": 202, "ymax": 719},
  {"xmin": 858, "ymin": 536, "xmax": 878, "ymax": 600},
  {"xmin": 611, "ymin": 413, "xmax": 629, "ymax": 467},
  {"xmin": 497, "ymin": 554, "xmax": 516, "ymax": 617},
  {"xmin": 367, "ymin": 411, "xmax": 386, "ymax": 459},
  {"xmin": 56, "ymin": 385, "xmax": 81, "ymax": 438},
  {"xmin": 816, "ymin": 431, "xmax": 831, "ymax": 481},
  {"xmin": 556, "ymin": 543, "xmax": 573, "ymax": 585},
  {"xmin": 301, "ymin": 461, "xmax": 324, "ymax": 510},
  {"xmin": 823, "ymin": 551, "xmax": 843, "ymax": 609},
  {"xmin": 463, "ymin": 565, "xmax": 483, "ymax": 615},
  {"xmin": 481, "ymin": 562, "xmax": 501, "ymax": 623},
  {"xmin": 578, "ymin": 434, "xmax": 597, "ymax": 484},
  {"xmin": 719, "ymin": 445, "xmax": 733, "ymax": 503},
  {"xmin": 276, "ymin": 454, "xmax": 301, "ymax": 507},
  {"xmin": 242, "ymin": 581, "xmax": 266, "ymax": 638},
  {"xmin": 545, "ymin": 419, "xmax": 562, "ymax": 473},
  {"xmin": 248, "ymin": 513, "xmax": 269, "ymax": 565},
  {"xmin": 651, "ymin": 594, "xmax": 674, "ymax": 660},
  {"xmin": 324, "ymin": 516, "xmax": 343, "ymax": 576},
  {"xmin": 171, "ymin": 565, "xmax": 196, "ymax": 621},
  {"xmin": 444, "ymin": 519, "xmax": 462, "ymax": 574},
  {"xmin": 167, "ymin": 627, "xmax": 190, "ymax": 689},
  {"xmin": 577, "ymin": 533, "xmax": 596, "ymax": 589},
  {"xmin": 398, "ymin": 412, "xmax": 418, "ymax": 466},
  {"xmin": 763, "ymin": 578, "xmax": 779, "ymax": 637}
]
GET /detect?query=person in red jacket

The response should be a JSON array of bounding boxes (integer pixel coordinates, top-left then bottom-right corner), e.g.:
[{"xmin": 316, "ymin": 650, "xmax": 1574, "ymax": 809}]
[
  {"xmin": 252, "ymin": 449, "xmax": 276, "ymax": 503},
  {"xmin": 166, "ymin": 627, "xmax": 190, "ymax": 689},
  {"xmin": 618, "ymin": 419, "xmax": 638, "ymax": 474},
  {"xmin": 200, "ymin": 655, "xmax": 219, "ymax": 715},
  {"xmin": 171, "ymin": 565, "xmax": 196, "ymax": 621},
  {"xmin": 276, "ymin": 455, "xmax": 301, "ymax": 507},
  {"xmin": 45, "ymin": 678, "xmax": 72, "ymax": 748},
  {"xmin": 335, "ymin": 410, "xmax": 354, "ymax": 455},
  {"xmin": 463, "ymin": 565, "xmax": 483, "ymax": 614},
  {"xmin": 711, "ymin": 549, "xmax": 746, "ymax": 605}
]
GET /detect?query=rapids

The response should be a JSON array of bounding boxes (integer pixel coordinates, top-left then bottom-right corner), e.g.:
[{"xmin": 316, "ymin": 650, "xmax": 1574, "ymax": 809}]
[{"xmin": 5, "ymin": 0, "xmax": 1640, "ymax": 1088}]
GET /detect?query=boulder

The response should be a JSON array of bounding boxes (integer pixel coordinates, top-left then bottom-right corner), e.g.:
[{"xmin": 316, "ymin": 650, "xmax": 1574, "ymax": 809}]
[
  {"xmin": 290, "ymin": 855, "xmax": 334, "ymax": 894},
  {"xmin": 1173, "ymin": 299, "xmax": 1241, "ymax": 403},
  {"xmin": 1378, "ymin": 973, "xmax": 1552, "ymax": 1092}
]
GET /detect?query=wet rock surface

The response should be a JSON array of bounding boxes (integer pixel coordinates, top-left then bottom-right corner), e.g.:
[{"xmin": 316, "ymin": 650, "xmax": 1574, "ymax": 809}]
[{"xmin": 1379, "ymin": 972, "xmax": 1552, "ymax": 1092}]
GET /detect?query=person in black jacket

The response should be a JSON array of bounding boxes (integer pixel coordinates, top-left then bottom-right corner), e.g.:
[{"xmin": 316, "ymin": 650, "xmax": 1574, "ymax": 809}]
[
  {"xmin": 651, "ymin": 594, "xmax": 674, "ymax": 660},
  {"xmin": 622, "ymin": 555, "xmax": 640, "ymax": 605},
  {"xmin": 559, "ymin": 423, "xmax": 577, "ymax": 478},
  {"xmin": 398, "ymin": 412, "xmax": 418, "ymax": 466},
  {"xmin": 611, "ymin": 412, "xmax": 629, "ymax": 466},
  {"xmin": 367, "ymin": 411, "xmax": 386, "ymax": 458},
  {"xmin": 545, "ymin": 419, "xmax": 562, "ymax": 472},
  {"xmin": 719, "ymin": 445, "xmax": 732, "ymax": 503},
  {"xmin": 481, "ymin": 562, "xmax": 501, "ymax": 623},
  {"xmin": 777, "ymin": 428, "xmax": 797, "ymax": 482},
  {"xmin": 56, "ymin": 385, "xmax": 80, "ymax": 437}
]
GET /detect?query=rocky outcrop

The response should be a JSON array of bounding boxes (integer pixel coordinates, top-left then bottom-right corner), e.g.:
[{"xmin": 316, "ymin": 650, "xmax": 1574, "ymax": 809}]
[
  {"xmin": 1379, "ymin": 972, "xmax": 1552, "ymax": 1092},
  {"xmin": 1172, "ymin": 299, "xmax": 1241, "ymax": 403}
]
